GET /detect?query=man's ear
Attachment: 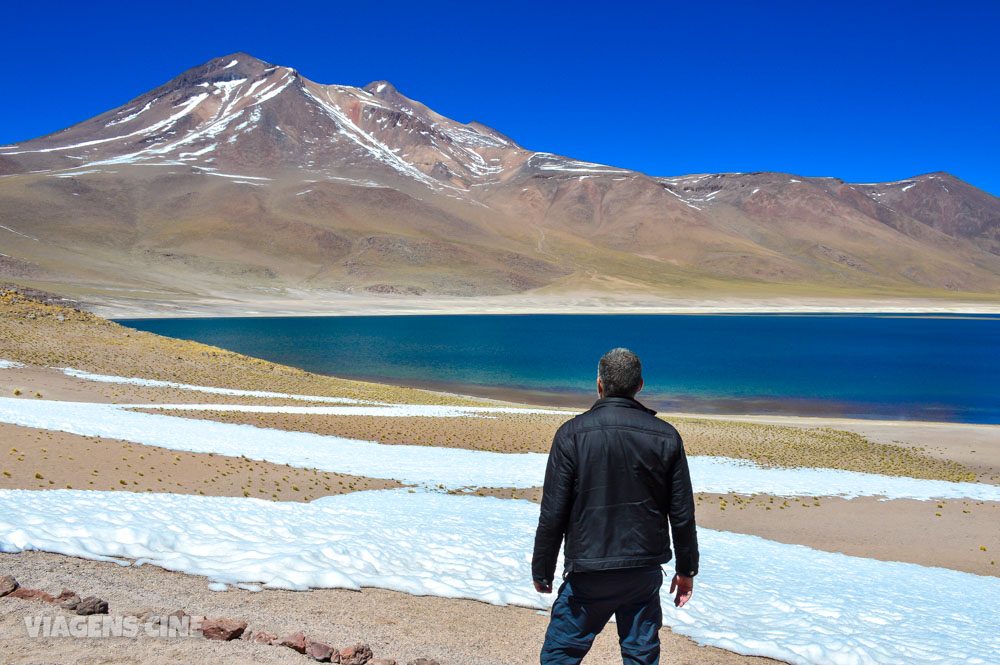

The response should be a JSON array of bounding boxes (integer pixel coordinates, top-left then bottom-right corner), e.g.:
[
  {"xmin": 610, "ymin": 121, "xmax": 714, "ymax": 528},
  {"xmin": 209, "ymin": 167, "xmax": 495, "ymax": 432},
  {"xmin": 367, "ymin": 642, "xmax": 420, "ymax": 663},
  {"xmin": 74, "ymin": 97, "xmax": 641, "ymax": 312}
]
[
  {"xmin": 597, "ymin": 377, "xmax": 604, "ymax": 398},
  {"xmin": 636, "ymin": 378, "xmax": 644, "ymax": 395}
]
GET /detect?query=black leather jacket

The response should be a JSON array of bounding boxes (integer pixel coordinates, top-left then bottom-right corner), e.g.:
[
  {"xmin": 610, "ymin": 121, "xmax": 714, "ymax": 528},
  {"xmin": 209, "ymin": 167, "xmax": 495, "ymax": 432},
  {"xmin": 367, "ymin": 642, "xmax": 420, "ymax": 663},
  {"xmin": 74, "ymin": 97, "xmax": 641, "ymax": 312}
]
[{"xmin": 531, "ymin": 397, "xmax": 699, "ymax": 586}]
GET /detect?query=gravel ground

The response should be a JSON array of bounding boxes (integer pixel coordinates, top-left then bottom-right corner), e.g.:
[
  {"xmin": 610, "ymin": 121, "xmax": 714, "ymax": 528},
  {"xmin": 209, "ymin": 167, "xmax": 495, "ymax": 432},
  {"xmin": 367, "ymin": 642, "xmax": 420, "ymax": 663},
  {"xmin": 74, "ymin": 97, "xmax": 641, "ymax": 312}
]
[{"xmin": 0, "ymin": 551, "xmax": 784, "ymax": 665}]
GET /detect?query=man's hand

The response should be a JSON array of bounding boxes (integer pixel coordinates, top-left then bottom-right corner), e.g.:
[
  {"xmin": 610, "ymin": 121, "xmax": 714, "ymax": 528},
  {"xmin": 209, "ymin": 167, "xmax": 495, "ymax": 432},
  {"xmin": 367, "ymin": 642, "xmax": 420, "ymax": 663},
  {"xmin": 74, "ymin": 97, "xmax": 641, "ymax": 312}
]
[
  {"xmin": 670, "ymin": 574, "xmax": 693, "ymax": 607},
  {"xmin": 533, "ymin": 580, "xmax": 553, "ymax": 594}
]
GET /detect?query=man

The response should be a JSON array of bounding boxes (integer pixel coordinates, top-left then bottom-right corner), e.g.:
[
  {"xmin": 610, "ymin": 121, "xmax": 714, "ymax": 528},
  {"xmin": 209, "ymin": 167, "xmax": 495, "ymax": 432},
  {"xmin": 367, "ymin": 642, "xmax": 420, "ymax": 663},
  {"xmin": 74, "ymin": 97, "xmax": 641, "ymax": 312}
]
[{"xmin": 532, "ymin": 348, "xmax": 699, "ymax": 665}]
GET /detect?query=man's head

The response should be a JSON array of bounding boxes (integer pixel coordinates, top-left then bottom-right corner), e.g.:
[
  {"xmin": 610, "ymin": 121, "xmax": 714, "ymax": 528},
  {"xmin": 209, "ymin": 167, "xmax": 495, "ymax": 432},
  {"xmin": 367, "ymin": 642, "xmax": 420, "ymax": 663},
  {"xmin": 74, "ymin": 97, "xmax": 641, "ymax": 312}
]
[{"xmin": 597, "ymin": 347, "xmax": 643, "ymax": 399}]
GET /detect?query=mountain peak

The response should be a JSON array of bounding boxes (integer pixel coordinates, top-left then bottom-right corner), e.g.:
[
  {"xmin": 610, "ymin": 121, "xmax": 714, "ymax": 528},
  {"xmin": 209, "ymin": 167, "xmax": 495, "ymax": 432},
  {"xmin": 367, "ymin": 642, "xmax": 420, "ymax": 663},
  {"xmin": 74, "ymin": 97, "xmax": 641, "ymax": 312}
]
[{"xmin": 364, "ymin": 81, "xmax": 398, "ymax": 99}]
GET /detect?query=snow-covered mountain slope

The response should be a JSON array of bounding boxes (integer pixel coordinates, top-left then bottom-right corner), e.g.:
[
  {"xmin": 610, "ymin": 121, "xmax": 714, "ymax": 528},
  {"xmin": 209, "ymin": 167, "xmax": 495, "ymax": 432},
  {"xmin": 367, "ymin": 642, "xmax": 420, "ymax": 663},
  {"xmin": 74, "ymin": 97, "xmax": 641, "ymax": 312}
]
[
  {"xmin": 0, "ymin": 54, "xmax": 536, "ymax": 194},
  {"xmin": 0, "ymin": 52, "xmax": 998, "ymax": 307}
]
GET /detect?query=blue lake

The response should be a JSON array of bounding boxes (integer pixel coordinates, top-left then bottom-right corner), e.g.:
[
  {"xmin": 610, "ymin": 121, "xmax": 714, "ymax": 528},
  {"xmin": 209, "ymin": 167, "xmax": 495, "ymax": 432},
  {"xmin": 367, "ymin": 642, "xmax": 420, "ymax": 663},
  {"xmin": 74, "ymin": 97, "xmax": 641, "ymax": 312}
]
[{"xmin": 119, "ymin": 314, "xmax": 1000, "ymax": 424}]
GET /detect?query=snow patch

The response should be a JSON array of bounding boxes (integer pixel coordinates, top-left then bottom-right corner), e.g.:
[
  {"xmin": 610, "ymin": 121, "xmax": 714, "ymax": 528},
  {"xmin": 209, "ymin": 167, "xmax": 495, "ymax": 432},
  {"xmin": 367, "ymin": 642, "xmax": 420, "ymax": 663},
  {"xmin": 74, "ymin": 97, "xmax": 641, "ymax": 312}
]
[
  {"xmin": 1, "ymin": 488, "xmax": 998, "ymax": 665},
  {"xmin": 224, "ymin": 59, "xmax": 239, "ymax": 69},
  {"xmin": 57, "ymin": 367, "xmax": 348, "ymax": 401},
  {"xmin": 212, "ymin": 78, "xmax": 247, "ymax": 94},
  {"xmin": 134, "ymin": 403, "xmax": 566, "ymax": 418},
  {"xmin": 0, "ymin": 224, "xmax": 39, "ymax": 241},
  {"xmin": 106, "ymin": 100, "xmax": 154, "ymax": 127},
  {"xmin": 529, "ymin": 153, "xmax": 629, "ymax": 174},
  {"xmin": 0, "ymin": 360, "xmax": 26, "ymax": 369},
  {"xmin": 203, "ymin": 172, "xmax": 272, "ymax": 181},
  {"xmin": 0, "ymin": 397, "xmax": 548, "ymax": 489}
]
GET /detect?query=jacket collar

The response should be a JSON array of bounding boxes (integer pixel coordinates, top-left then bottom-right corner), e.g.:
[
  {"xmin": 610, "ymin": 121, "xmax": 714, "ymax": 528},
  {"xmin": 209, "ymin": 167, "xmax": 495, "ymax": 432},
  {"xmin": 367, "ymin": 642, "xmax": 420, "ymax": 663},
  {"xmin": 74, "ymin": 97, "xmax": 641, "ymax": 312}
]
[{"xmin": 589, "ymin": 396, "xmax": 657, "ymax": 416}]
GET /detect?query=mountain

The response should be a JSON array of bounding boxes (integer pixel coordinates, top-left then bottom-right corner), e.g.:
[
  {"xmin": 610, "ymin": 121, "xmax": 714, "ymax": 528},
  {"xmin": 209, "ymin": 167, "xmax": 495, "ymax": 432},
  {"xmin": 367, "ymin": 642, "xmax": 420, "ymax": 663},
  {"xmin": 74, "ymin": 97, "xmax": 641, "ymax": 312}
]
[{"xmin": 1, "ymin": 52, "xmax": 998, "ymax": 314}]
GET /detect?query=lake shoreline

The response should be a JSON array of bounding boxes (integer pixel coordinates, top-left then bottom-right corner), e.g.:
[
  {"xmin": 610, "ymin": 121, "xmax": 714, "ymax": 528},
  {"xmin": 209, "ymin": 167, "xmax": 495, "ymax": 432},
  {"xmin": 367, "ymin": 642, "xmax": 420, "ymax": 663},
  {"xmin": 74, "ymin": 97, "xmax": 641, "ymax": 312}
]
[
  {"xmin": 80, "ymin": 291, "xmax": 1000, "ymax": 320},
  {"xmin": 118, "ymin": 312, "xmax": 1000, "ymax": 426},
  {"xmin": 321, "ymin": 373, "xmax": 1000, "ymax": 425}
]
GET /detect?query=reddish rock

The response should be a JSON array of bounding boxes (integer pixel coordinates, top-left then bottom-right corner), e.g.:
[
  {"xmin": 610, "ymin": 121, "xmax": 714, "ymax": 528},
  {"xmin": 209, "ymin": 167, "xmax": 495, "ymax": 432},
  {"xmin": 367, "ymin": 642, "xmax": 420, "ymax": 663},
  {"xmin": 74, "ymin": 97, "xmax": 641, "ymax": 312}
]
[
  {"xmin": 202, "ymin": 617, "xmax": 247, "ymax": 641},
  {"xmin": 9, "ymin": 588, "xmax": 55, "ymax": 603},
  {"xmin": 0, "ymin": 575, "xmax": 19, "ymax": 597},
  {"xmin": 306, "ymin": 640, "xmax": 335, "ymax": 662},
  {"xmin": 75, "ymin": 596, "xmax": 109, "ymax": 615},
  {"xmin": 54, "ymin": 589, "xmax": 77, "ymax": 603},
  {"xmin": 340, "ymin": 643, "xmax": 373, "ymax": 665},
  {"xmin": 252, "ymin": 631, "xmax": 278, "ymax": 645},
  {"xmin": 60, "ymin": 593, "xmax": 82, "ymax": 610},
  {"xmin": 275, "ymin": 631, "xmax": 309, "ymax": 653}
]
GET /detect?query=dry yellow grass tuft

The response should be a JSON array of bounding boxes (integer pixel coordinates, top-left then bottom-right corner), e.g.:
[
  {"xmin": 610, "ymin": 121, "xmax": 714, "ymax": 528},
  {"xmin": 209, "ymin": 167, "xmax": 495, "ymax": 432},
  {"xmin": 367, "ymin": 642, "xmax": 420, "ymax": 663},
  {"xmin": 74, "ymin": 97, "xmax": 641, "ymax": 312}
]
[
  {"xmin": 136, "ymin": 409, "xmax": 570, "ymax": 454},
  {"xmin": 0, "ymin": 287, "xmax": 497, "ymax": 407},
  {"xmin": 675, "ymin": 418, "xmax": 977, "ymax": 482}
]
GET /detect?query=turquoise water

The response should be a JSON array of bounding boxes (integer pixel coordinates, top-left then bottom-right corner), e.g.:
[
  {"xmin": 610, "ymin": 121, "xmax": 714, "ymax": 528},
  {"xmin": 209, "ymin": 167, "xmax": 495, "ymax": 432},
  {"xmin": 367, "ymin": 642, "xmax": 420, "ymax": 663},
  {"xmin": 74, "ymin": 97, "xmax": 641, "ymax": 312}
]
[{"xmin": 119, "ymin": 314, "xmax": 1000, "ymax": 424}]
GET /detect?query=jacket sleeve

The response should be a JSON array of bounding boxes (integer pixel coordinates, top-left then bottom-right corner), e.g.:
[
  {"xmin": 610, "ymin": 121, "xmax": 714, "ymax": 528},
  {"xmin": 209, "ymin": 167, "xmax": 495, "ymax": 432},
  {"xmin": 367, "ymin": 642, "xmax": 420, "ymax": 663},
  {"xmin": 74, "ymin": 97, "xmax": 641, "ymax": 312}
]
[
  {"xmin": 668, "ymin": 436, "xmax": 700, "ymax": 577},
  {"xmin": 531, "ymin": 427, "xmax": 575, "ymax": 585}
]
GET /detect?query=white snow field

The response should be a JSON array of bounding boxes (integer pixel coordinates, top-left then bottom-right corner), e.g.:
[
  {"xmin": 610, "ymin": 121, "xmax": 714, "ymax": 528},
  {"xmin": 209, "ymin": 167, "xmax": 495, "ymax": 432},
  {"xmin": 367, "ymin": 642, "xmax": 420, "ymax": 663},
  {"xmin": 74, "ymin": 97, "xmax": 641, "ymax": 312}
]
[
  {"xmin": 1, "ymin": 488, "xmax": 997, "ymax": 665},
  {"xmin": 0, "ymin": 397, "xmax": 548, "ymax": 489},
  {"xmin": 59, "ymin": 367, "xmax": 566, "ymax": 415},
  {"xmin": 57, "ymin": 367, "xmax": 366, "ymax": 403},
  {"xmin": 0, "ymin": 359, "xmax": 26, "ymax": 369},
  {"xmin": 2, "ymin": 396, "xmax": 999, "ymax": 500}
]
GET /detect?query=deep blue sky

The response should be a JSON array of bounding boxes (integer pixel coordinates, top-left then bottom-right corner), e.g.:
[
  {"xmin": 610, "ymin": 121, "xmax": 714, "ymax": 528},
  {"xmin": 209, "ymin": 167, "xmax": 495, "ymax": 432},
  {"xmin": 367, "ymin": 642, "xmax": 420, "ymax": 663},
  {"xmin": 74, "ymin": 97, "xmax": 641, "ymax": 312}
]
[{"xmin": 3, "ymin": 1, "xmax": 998, "ymax": 195}]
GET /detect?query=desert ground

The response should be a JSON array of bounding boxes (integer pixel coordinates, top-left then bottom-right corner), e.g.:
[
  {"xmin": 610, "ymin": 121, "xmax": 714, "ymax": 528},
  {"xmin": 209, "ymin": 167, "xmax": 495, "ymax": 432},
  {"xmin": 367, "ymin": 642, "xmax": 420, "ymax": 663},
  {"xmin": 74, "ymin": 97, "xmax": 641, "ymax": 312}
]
[
  {"xmin": 1, "ymin": 286, "xmax": 998, "ymax": 664},
  {"xmin": 72, "ymin": 288, "xmax": 1000, "ymax": 320}
]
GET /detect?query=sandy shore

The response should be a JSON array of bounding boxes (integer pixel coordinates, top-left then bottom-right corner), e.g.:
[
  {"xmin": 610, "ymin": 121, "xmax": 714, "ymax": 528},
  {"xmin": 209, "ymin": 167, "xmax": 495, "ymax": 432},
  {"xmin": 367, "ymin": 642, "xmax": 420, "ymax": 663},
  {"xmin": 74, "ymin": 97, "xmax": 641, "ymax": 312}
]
[
  {"xmin": 80, "ymin": 290, "xmax": 1000, "ymax": 320},
  {"xmin": 0, "ymin": 423, "xmax": 401, "ymax": 501},
  {"xmin": 662, "ymin": 412, "xmax": 1000, "ymax": 482}
]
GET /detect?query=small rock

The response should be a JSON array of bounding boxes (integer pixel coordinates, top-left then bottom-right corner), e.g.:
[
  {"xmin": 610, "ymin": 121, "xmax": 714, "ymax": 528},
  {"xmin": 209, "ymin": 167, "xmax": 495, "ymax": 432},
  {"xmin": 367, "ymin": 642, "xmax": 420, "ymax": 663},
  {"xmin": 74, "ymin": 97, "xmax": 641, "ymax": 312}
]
[
  {"xmin": 75, "ymin": 596, "xmax": 109, "ymax": 615},
  {"xmin": 0, "ymin": 575, "xmax": 19, "ymax": 597},
  {"xmin": 60, "ymin": 594, "xmax": 82, "ymax": 610},
  {"xmin": 56, "ymin": 315, "xmax": 65, "ymax": 322},
  {"xmin": 306, "ymin": 640, "xmax": 335, "ymax": 662},
  {"xmin": 201, "ymin": 617, "xmax": 247, "ymax": 641},
  {"xmin": 240, "ymin": 629, "xmax": 255, "ymax": 641},
  {"xmin": 54, "ymin": 589, "xmax": 76, "ymax": 603},
  {"xmin": 252, "ymin": 631, "xmax": 277, "ymax": 645},
  {"xmin": 275, "ymin": 631, "xmax": 309, "ymax": 653},
  {"xmin": 9, "ymin": 588, "xmax": 55, "ymax": 603},
  {"xmin": 340, "ymin": 643, "xmax": 374, "ymax": 665},
  {"xmin": 407, "ymin": 660, "xmax": 440, "ymax": 665},
  {"xmin": 371, "ymin": 660, "xmax": 397, "ymax": 665}
]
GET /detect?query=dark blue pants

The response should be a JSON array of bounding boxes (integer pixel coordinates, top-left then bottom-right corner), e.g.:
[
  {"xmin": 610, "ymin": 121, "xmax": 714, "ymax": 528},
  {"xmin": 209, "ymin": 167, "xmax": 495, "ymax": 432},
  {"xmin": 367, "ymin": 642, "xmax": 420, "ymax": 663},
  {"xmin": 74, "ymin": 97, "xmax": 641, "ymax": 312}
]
[{"xmin": 540, "ymin": 566, "xmax": 663, "ymax": 665}]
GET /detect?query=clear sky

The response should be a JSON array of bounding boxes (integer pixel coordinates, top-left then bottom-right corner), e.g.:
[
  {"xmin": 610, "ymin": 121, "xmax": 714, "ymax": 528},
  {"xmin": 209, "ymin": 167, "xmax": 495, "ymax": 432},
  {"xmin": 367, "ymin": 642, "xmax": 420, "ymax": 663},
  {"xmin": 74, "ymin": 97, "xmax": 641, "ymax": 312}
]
[{"xmin": 3, "ymin": 1, "xmax": 998, "ymax": 195}]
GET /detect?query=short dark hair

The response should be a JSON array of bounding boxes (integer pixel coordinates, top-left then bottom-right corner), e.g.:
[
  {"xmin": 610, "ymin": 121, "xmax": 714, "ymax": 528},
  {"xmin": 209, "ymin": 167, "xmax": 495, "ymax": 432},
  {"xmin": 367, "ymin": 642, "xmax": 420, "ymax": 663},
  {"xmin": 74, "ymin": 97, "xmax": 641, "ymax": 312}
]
[{"xmin": 598, "ymin": 348, "xmax": 642, "ymax": 398}]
